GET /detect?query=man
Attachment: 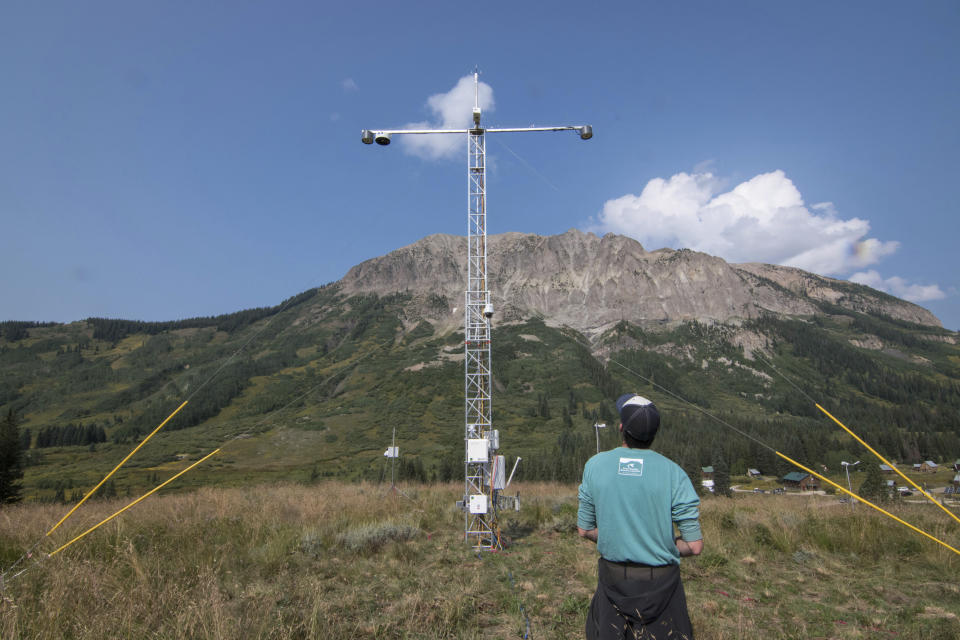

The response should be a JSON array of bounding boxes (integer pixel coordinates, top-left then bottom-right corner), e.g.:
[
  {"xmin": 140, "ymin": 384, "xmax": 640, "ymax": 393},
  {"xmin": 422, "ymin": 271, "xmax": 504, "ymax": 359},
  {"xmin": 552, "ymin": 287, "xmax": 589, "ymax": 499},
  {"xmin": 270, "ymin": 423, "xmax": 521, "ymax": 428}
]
[{"xmin": 577, "ymin": 394, "xmax": 703, "ymax": 640}]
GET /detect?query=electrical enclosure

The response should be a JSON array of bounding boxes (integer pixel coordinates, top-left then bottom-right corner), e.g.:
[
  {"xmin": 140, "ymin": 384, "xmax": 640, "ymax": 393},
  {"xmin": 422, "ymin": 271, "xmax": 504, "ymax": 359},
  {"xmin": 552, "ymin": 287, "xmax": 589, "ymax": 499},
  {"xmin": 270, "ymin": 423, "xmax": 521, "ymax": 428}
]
[
  {"xmin": 467, "ymin": 438, "xmax": 489, "ymax": 462},
  {"xmin": 469, "ymin": 494, "xmax": 488, "ymax": 514}
]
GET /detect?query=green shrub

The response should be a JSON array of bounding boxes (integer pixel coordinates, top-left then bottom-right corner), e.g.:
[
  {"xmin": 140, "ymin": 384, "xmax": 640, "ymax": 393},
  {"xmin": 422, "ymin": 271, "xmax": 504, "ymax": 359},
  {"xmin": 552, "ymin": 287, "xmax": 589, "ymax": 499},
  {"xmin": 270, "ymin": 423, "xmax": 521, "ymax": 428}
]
[
  {"xmin": 753, "ymin": 523, "xmax": 788, "ymax": 551},
  {"xmin": 719, "ymin": 511, "xmax": 738, "ymax": 530},
  {"xmin": 335, "ymin": 521, "xmax": 420, "ymax": 553}
]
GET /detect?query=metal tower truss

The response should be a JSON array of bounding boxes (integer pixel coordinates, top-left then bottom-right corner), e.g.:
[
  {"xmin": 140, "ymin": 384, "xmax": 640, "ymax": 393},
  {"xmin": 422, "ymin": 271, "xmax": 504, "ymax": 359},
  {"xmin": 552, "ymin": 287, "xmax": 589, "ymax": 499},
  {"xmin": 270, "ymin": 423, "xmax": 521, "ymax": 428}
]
[
  {"xmin": 463, "ymin": 127, "xmax": 502, "ymax": 549},
  {"xmin": 361, "ymin": 70, "xmax": 592, "ymax": 550}
]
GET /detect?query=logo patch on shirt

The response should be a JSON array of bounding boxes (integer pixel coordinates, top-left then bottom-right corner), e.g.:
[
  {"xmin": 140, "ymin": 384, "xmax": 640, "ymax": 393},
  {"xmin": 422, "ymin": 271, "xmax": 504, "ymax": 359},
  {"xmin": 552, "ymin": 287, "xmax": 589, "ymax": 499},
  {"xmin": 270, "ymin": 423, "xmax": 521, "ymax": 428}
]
[{"xmin": 618, "ymin": 457, "xmax": 644, "ymax": 477}]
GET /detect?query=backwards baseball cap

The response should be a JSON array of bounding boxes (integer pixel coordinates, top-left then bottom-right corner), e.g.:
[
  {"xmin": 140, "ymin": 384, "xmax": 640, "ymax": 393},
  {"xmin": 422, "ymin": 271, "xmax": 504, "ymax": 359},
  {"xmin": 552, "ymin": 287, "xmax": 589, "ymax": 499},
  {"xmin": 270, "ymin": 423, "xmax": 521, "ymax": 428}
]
[{"xmin": 616, "ymin": 393, "xmax": 660, "ymax": 442}]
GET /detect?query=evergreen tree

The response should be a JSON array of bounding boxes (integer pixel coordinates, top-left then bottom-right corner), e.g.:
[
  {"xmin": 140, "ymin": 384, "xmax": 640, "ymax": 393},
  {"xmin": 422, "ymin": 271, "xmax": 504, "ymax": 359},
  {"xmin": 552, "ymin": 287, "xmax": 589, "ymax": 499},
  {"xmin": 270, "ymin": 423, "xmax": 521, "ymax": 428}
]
[
  {"xmin": 0, "ymin": 409, "xmax": 24, "ymax": 504},
  {"xmin": 731, "ymin": 457, "xmax": 748, "ymax": 477},
  {"xmin": 679, "ymin": 449, "xmax": 704, "ymax": 497},
  {"xmin": 598, "ymin": 402, "xmax": 613, "ymax": 424},
  {"xmin": 858, "ymin": 462, "xmax": 888, "ymax": 502},
  {"xmin": 537, "ymin": 393, "xmax": 551, "ymax": 419},
  {"xmin": 712, "ymin": 451, "xmax": 732, "ymax": 497},
  {"xmin": 438, "ymin": 455, "xmax": 459, "ymax": 483},
  {"xmin": 100, "ymin": 480, "xmax": 117, "ymax": 499}
]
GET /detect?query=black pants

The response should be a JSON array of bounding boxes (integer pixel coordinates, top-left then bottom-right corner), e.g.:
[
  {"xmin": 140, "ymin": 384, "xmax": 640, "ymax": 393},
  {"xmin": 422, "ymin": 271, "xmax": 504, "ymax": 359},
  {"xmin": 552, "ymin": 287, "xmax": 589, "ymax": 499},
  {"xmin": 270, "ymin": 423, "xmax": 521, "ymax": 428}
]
[{"xmin": 585, "ymin": 558, "xmax": 694, "ymax": 640}]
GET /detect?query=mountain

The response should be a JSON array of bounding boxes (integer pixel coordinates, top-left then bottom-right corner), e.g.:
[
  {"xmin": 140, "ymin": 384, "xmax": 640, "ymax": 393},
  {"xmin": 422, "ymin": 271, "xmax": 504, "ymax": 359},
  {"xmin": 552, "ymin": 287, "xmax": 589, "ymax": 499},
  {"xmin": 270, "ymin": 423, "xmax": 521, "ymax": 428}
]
[
  {"xmin": 341, "ymin": 229, "xmax": 941, "ymax": 334},
  {"xmin": 2, "ymin": 231, "xmax": 957, "ymax": 500}
]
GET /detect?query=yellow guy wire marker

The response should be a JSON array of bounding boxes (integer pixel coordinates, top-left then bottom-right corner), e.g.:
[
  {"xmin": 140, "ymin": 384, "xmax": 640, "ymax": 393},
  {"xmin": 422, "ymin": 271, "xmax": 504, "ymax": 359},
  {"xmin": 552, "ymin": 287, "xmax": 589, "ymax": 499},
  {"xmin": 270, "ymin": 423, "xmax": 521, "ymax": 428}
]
[
  {"xmin": 48, "ymin": 448, "xmax": 220, "ymax": 558},
  {"xmin": 776, "ymin": 451, "xmax": 960, "ymax": 557},
  {"xmin": 46, "ymin": 401, "xmax": 189, "ymax": 536},
  {"xmin": 816, "ymin": 403, "xmax": 960, "ymax": 526}
]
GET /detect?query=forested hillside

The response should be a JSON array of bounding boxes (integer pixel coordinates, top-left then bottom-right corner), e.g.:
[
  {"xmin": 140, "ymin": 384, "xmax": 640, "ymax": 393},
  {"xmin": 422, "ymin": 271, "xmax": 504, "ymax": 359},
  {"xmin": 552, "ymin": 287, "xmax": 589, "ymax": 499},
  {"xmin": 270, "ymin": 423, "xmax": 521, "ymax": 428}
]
[{"xmin": 1, "ymin": 279, "xmax": 958, "ymax": 501}]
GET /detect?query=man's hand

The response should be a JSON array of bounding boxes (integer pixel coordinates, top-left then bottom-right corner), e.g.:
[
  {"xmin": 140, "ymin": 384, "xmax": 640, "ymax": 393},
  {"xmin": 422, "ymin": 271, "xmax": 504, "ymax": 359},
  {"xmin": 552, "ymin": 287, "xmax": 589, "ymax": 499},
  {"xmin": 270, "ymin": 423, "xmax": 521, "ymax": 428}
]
[
  {"xmin": 675, "ymin": 537, "xmax": 703, "ymax": 557},
  {"xmin": 578, "ymin": 527, "xmax": 598, "ymax": 543}
]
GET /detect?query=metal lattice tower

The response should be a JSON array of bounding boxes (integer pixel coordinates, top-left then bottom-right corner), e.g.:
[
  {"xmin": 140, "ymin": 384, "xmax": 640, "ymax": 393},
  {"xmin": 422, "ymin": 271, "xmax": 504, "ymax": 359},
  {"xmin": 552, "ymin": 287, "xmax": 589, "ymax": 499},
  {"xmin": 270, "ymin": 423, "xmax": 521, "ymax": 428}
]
[
  {"xmin": 464, "ymin": 115, "xmax": 495, "ymax": 547},
  {"xmin": 361, "ymin": 70, "xmax": 592, "ymax": 549}
]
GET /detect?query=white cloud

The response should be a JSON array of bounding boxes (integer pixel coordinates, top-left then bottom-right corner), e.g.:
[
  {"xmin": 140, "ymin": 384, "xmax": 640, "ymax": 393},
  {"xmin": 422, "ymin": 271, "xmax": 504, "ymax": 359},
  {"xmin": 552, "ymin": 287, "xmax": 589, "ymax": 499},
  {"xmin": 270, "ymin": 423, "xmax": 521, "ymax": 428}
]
[
  {"xmin": 342, "ymin": 78, "xmax": 359, "ymax": 92},
  {"xmin": 592, "ymin": 170, "xmax": 898, "ymax": 274},
  {"xmin": 849, "ymin": 270, "xmax": 946, "ymax": 303},
  {"xmin": 400, "ymin": 75, "xmax": 494, "ymax": 160},
  {"xmin": 591, "ymin": 169, "xmax": 944, "ymax": 304}
]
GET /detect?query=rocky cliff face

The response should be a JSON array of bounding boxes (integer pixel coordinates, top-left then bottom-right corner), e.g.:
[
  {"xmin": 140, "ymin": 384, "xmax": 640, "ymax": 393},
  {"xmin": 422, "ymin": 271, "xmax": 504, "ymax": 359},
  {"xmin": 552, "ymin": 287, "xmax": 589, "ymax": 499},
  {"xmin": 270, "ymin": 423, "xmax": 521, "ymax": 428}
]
[
  {"xmin": 339, "ymin": 229, "xmax": 943, "ymax": 333},
  {"xmin": 732, "ymin": 262, "xmax": 941, "ymax": 327}
]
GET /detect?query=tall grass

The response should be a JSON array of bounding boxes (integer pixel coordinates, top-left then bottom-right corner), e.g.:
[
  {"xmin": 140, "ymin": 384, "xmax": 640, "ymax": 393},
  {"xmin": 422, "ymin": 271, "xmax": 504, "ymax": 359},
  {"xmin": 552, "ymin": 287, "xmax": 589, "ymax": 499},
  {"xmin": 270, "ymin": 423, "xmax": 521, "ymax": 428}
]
[{"xmin": 1, "ymin": 483, "xmax": 958, "ymax": 639}]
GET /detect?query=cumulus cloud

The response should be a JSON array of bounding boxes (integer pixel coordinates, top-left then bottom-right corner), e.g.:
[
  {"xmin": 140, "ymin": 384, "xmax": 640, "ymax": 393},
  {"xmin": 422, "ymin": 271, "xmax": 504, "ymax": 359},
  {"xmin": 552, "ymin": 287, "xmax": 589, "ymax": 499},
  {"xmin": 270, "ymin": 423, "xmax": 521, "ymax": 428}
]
[
  {"xmin": 591, "ymin": 169, "xmax": 945, "ymax": 303},
  {"xmin": 400, "ymin": 75, "xmax": 494, "ymax": 160},
  {"xmin": 849, "ymin": 270, "xmax": 945, "ymax": 303},
  {"xmin": 593, "ymin": 170, "xmax": 902, "ymax": 274}
]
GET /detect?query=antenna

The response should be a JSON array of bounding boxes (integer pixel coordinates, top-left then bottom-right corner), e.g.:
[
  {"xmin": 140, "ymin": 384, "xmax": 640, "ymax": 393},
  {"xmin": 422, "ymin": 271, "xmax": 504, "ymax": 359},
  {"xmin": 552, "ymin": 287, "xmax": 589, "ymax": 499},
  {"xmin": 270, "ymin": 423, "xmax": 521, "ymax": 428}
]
[
  {"xmin": 361, "ymin": 71, "xmax": 592, "ymax": 549},
  {"xmin": 472, "ymin": 68, "xmax": 482, "ymax": 127}
]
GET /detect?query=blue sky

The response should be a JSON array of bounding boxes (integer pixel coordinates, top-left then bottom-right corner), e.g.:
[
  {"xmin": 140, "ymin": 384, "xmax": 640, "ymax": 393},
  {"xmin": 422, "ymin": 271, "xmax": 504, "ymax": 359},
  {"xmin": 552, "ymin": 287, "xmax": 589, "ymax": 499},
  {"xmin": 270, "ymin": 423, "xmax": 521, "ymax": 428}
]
[{"xmin": 2, "ymin": 1, "xmax": 958, "ymax": 329}]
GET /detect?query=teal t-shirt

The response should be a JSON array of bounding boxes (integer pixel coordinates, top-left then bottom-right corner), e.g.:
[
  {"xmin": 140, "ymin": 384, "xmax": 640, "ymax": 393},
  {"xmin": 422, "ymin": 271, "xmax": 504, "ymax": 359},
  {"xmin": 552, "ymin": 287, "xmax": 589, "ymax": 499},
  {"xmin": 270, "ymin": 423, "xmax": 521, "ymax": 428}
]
[{"xmin": 577, "ymin": 447, "xmax": 701, "ymax": 565}]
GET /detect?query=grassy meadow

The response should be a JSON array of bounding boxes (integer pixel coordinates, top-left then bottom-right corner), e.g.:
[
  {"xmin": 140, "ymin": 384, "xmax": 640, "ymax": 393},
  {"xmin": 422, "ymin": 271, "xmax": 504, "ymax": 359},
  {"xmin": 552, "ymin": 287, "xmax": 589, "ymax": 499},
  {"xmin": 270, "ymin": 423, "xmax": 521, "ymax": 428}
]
[{"xmin": 2, "ymin": 482, "xmax": 959, "ymax": 639}]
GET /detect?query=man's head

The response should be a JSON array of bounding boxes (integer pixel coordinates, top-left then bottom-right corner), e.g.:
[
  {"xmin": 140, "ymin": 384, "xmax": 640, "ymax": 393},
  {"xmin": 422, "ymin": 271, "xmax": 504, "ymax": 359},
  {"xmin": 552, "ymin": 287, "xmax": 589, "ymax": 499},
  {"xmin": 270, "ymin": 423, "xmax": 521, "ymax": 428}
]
[{"xmin": 616, "ymin": 393, "xmax": 660, "ymax": 449}]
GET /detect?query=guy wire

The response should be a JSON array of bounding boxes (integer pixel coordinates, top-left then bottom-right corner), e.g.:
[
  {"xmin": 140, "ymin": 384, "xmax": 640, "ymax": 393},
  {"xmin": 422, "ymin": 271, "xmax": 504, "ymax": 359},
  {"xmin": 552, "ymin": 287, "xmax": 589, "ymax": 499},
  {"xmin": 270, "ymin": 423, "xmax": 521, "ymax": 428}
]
[
  {"xmin": 183, "ymin": 291, "xmax": 312, "ymax": 403},
  {"xmin": 2, "ymin": 401, "xmax": 189, "ymax": 586},
  {"xmin": 750, "ymin": 351, "xmax": 819, "ymax": 407},
  {"xmin": 610, "ymin": 356, "xmax": 959, "ymax": 556},
  {"xmin": 45, "ymin": 401, "xmax": 188, "ymax": 537},
  {"xmin": 2, "ymin": 294, "xmax": 311, "ymax": 584},
  {"xmin": 776, "ymin": 451, "xmax": 960, "ymax": 556},
  {"xmin": 752, "ymin": 352, "xmax": 960, "ymax": 524},
  {"xmin": 35, "ymin": 287, "xmax": 307, "ymax": 538},
  {"xmin": 1, "ymin": 311, "xmax": 388, "ymax": 586},
  {"xmin": 47, "ymin": 449, "xmax": 222, "ymax": 558},
  {"xmin": 0, "ymin": 538, "xmax": 46, "ymax": 584},
  {"xmin": 53, "ymin": 290, "xmax": 310, "ymax": 532},
  {"xmin": 608, "ymin": 359, "xmax": 776, "ymax": 454},
  {"xmin": 493, "ymin": 138, "xmax": 562, "ymax": 193}
]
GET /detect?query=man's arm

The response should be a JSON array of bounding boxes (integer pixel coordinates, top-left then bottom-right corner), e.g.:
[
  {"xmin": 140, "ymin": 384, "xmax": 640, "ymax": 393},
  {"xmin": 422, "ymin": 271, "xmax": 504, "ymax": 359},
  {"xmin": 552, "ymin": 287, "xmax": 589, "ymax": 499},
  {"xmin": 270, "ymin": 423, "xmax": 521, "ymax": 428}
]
[
  {"xmin": 577, "ymin": 473, "xmax": 597, "ymax": 544},
  {"xmin": 672, "ymin": 471, "xmax": 703, "ymax": 557}
]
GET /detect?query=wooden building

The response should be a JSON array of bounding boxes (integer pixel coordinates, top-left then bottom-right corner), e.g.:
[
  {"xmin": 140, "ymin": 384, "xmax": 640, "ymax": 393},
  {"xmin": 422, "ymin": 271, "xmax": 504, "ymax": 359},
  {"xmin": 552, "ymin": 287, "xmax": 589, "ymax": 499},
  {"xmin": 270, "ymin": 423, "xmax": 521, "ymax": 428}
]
[{"xmin": 782, "ymin": 471, "xmax": 819, "ymax": 491}]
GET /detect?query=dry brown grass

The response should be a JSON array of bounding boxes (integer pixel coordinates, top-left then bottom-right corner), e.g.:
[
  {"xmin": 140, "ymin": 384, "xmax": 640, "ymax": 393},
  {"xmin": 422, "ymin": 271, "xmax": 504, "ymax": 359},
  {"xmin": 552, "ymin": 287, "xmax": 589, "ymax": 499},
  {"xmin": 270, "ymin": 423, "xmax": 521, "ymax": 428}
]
[{"xmin": 1, "ymin": 483, "xmax": 958, "ymax": 639}]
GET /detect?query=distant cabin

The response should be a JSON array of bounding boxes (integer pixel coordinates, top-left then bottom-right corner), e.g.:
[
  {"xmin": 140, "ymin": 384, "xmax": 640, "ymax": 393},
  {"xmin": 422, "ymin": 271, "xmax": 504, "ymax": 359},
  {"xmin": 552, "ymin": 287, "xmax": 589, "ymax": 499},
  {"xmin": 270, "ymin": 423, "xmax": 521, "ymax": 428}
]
[
  {"xmin": 953, "ymin": 459, "xmax": 960, "ymax": 472},
  {"xmin": 701, "ymin": 466, "xmax": 714, "ymax": 480},
  {"xmin": 702, "ymin": 479, "xmax": 715, "ymax": 493},
  {"xmin": 879, "ymin": 464, "xmax": 894, "ymax": 474},
  {"xmin": 782, "ymin": 471, "xmax": 819, "ymax": 491},
  {"xmin": 913, "ymin": 463, "xmax": 922, "ymax": 472},
  {"xmin": 748, "ymin": 468, "xmax": 762, "ymax": 478},
  {"xmin": 920, "ymin": 461, "xmax": 938, "ymax": 473}
]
